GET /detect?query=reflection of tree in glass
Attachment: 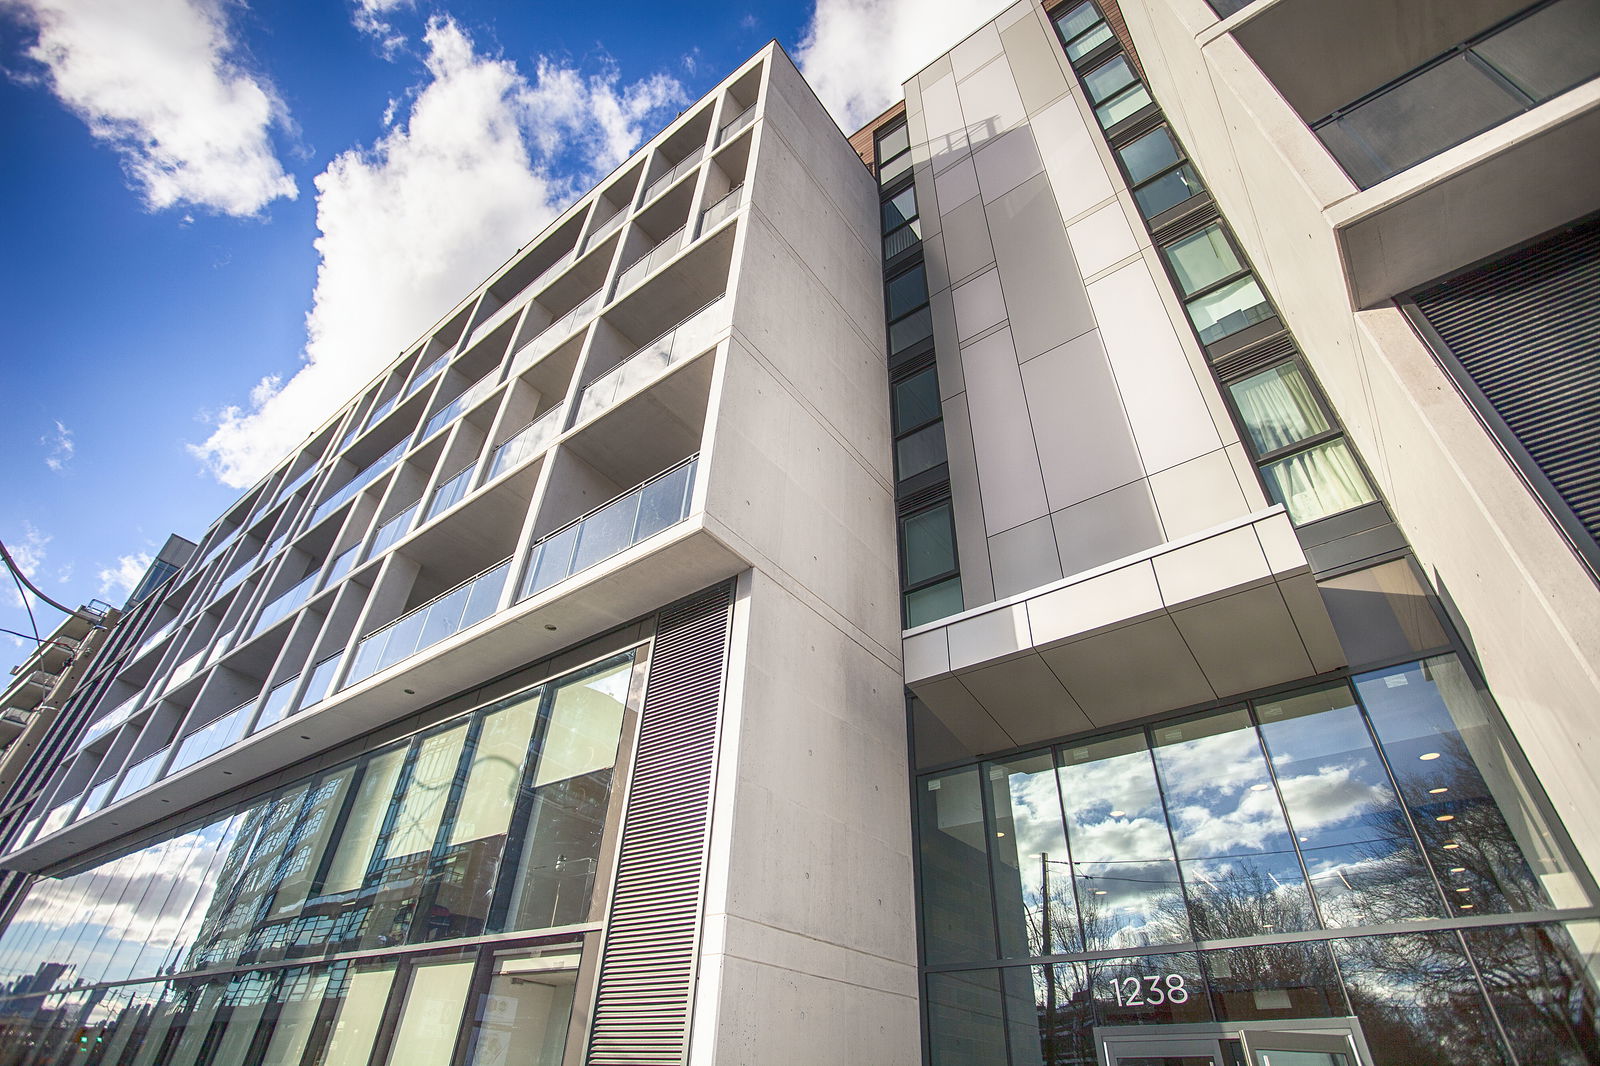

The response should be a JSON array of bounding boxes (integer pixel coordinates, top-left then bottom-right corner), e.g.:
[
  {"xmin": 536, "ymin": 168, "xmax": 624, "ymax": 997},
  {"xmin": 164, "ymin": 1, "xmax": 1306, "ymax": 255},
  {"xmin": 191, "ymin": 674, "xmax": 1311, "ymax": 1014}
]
[
  {"xmin": 1173, "ymin": 859, "xmax": 1318, "ymax": 941},
  {"xmin": 1463, "ymin": 923, "xmax": 1600, "ymax": 1065}
]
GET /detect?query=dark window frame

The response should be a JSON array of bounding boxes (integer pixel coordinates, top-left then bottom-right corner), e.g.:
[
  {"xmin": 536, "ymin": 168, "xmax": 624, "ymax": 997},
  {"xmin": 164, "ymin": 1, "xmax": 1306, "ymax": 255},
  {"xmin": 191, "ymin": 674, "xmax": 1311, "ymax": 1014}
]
[{"xmin": 898, "ymin": 497, "xmax": 962, "ymax": 627}]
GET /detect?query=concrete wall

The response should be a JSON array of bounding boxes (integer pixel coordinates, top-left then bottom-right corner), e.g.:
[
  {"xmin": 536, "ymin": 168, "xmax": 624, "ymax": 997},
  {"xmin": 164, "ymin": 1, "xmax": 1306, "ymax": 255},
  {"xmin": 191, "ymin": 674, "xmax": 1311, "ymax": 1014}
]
[
  {"xmin": 906, "ymin": 1, "xmax": 1265, "ymax": 609},
  {"xmin": 690, "ymin": 46, "xmax": 919, "ymax": 1064},
  {"xmin": 1118, "ymin": 0, "xmax": 1600, "ymax": 875}
]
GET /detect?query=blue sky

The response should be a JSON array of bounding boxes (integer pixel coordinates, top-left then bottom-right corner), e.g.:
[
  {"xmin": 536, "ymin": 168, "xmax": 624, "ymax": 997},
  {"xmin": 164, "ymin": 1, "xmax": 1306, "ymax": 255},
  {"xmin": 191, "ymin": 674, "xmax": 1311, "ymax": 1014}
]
[{"xmin": 0, "ymin": 0, "xmax": 1008, "ymax": 654}]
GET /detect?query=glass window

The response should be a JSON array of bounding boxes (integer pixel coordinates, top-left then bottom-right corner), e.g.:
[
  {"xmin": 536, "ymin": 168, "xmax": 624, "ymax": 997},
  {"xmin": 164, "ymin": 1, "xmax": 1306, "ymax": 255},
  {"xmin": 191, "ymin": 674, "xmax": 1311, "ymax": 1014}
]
[
  {"xmin": 926, "ymin": 970, "xmax": 1009, "ymax": 1065},
  {"xmin": 905, "ymin": 577, "xmax": 962, "ymax": 628},
  {"xmin": 320, "ymin": 962, "xmax": 398, "ymax": 1066},
  {"xmin": 876, "ymin": 122, "xmax": 909, "ymax": 165},
  {"xmin": 383, "ymin": 956, "xmax": 476, "ymax": 1064},
  {"xmin": 1355, "ymin": 655, "xmax": 1591, "ymax": 913},
  {"xmin": 318, "ymin": 748, "xmax": 408, "ymax": 897},
  {"xmin": 1131, "ymin": 163, "xmax": 1204, "ymax": 219},
  {"xmin": 902, "ymin": 502, "xmax": 958, "ymax": 587},
  {"xmin": 259, "ymin": 967, "xmax": 332, "ymax": 1066},
  {"xmin": 1228, "ymin": 362, "xmax": 1331, "ymax": 454},
  {"xmin": 1201, "ymin": 940, "xmax": 1346, "ymax": 1021},
  {"xmin": 1254, "ymin": 683, "xmax": 1440, "ymax": 926},
  {"xmin": 1119, "ymin": 126, "xmax": 1181, "ymax": 183},
  {"xmin": 1083, "ymin": 55, "xmax": 1137, "ymax": 104},
  {"xmin": 1056, "ymin": 732, "xmax": 1187, "ymax": 951},
  {"xmin": 1462, "ymin": 922, "xmax": 1600, "ymax": 1062},
  {"xmin": 1164, "ymin": 224, "xmax": 1244, "ymax": 296},
  {"xmin": 889, "ymin": 305, "xmax": 934, "ymax": 354},
  {"xmin": 883, "ymin": 185, "xmax": 918, "ymax": 234},
  {"xmin": 919, "ymin": 767, "xmax": 998, "ymax": 963},
  {"xmin": 1186, "ymin": 275, "xmax": 1275, "ymax": 345},
  {"xmin": 893, "ymin": 366, "xmax": 941, "ymax": 434},
  {"xmin": 987, "ymin": 752, "xmax": 1082, "ymax": 957},
  {"xmin": 887, "ymin": 263, "xmax": 929, "ymax": 322},
  {"xmin": 1474, "ymin": 0, "xmax": 1600, "ymax": 103},
  {"xmin": 461, "ymin": 951, "xmax": 580, "ymax": 1066},
  {"xmin": 1052, "ymin": 1, "xmax": 1105, "ymax": 47},
  {"xmin": 1095, "ymin": 82, "xmax": 1153, "ymax": 129},
  {"xmin": 896, "ymin": 423, "xmax": 949, "ymax": 481},
  {"xmin": 1259, "ymin": 438, "xmax": 1376, "ymax": 525},
  {"xmin": 1151, "ymin": 709, "xmax": 1319, "ymax": 938}
]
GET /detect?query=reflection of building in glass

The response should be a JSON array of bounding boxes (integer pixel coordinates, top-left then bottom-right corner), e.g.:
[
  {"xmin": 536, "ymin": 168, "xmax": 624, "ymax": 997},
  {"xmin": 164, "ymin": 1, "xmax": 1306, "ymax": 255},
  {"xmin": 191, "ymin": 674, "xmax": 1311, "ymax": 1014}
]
[{"xmin": 1, "ymin": 1, "xmax": 1599, "ymax": 1063}]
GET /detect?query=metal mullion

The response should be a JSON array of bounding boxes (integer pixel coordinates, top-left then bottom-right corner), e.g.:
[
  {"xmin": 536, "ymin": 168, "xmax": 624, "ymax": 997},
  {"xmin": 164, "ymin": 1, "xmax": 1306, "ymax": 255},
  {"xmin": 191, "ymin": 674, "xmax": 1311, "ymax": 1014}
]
[
  {"xmin": 1248, "ymin": 427, "xmax": 1345, "ymax": 467},
  {"xmin": 1046, "ymin": 747, "xmax": 1089, "ymax": 956},
  {"xmin": 1244, "ymin": 704, "xmax": 1329, "ymax": 932}
]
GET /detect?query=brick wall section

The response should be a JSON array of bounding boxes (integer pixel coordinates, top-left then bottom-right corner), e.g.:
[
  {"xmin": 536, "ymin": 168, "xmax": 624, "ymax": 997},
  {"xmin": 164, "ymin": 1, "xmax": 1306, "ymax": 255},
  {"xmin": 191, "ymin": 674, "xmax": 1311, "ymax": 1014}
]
[
  {"xmin": 848, "ymin": 100, "xmax": 906, "ymax": 174},
  {"xmin": 1044, "ymin": 0, "xmax": 1146, "ymax": 79}
]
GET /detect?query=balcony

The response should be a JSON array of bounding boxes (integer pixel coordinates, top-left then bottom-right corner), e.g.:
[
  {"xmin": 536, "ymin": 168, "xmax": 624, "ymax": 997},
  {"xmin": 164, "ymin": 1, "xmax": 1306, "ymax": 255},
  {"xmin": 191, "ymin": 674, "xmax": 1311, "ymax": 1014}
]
[
  {"xmin": 574, "ymin": 298, "xmax": 725, "ymax": 425},
  {"xmin": 311, "ymin": 438, "xmax": 409, "ymax": 527},
  {"xmin": 716, "ymin": 103, "xmax": 756, "ymax": 146},
  {"xmin": 80, "ymin": 693, "xmax": 140, "ymax": 747},
  {"xmin": 582, "ymin": 208, "xmax": 628, "ymax": 255},
  {"xmin": 110, "ymin": 749, "xmax": 166, "ymax": 805},
  {"xmin": 366, "ymin": 500, "xmax": 420, "ymax": 562},
  {"xmin": 520, "ymin": 456, "xmax": 698, "ymax": 600},
  {"xmin": 697, "ymin": 185, "xmax": 742, "ymax": 237},
  {"xmin": 168, "ymin": 702, "xmax": 252, "ymax": 774},
  {"xmin": 421, "ymin": 372, "xmax": 498, "ymax": 441},
  {"xmin": 343, "ymin": 557, "xmax": 512, "ymax": 687},
  {"xmin": 247, "ymin": 570, "xmax": 320, "ymax": 640},
  {"xmin": 615, "ymin": 226, "xmax": 685, "ymax": 296},
  {"xmin": 405, "ymin": 351, "xmax": 450, "ymax": 398},
  {"xmin": 641, "ymin": 145, "xmax": 704, "ymax": 205},
  {"xmin": 489, "ymin": 407, "xmax": 563, "ymax": 481},
  {"xmin": 424, "ymin": 463, "xmax": 476, "ymax": 523},
  {"xmin": 511, "ymin": 289, "xmax": 603, "ymax": 372}
]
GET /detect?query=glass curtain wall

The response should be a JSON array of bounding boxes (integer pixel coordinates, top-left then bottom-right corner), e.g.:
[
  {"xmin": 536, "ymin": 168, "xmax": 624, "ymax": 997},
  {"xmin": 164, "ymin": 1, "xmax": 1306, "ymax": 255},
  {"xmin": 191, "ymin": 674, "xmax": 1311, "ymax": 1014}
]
[
  {"xmin": 0, "ymin": 655, "xmax": 634, "ymax": 1066},
  {"xmin": 917, "ymin": 654, "xmax": 1600, "ymax": 1065}
]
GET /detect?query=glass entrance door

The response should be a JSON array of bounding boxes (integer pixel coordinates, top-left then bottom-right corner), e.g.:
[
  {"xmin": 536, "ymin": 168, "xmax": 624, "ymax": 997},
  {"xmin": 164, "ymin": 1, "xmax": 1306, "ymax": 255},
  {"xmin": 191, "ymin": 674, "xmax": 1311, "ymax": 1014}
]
[{"xmin": 1100, "ymin": 1021, "xmax": 1369, "ymax": 1066}]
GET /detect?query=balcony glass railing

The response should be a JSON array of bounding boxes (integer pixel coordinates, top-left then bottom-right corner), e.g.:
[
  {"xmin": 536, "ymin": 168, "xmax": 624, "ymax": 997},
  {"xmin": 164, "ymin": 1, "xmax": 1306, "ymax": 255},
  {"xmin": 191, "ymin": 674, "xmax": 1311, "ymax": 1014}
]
[
  {"xmin": 38, "ymin": 797, "xmax": 77, "ymax": 839},
  {"xmin": 80, "ymin": 694, "xmax": 140, "ymax": 747},
  {"xmin": 311, "ymin": 438, "xmax": 408, "ymax": 527},
  {"xmin": 248, "ymin": 570, "xmax": 319, "ymax": 640},
  {"xmin": 574, "ymin": 298, "xmax": 725, "ymax": 425},
  {"xmin": 325, "ymin": 542, "xmax": 360, "ymax": 586},
  {"xmin": 698, "ymin": 185, "xmax": 742, "ymax": 237},
  {"xmin": 520, "ymin": 456, "xmax": 698, "ymax": 600},
  {"xmin": 642, "ymin": 145, "xmax": 705, "ymax": 204},
  {"xmin": 489, "ymin": 407, "xmax": 563, "ymax": 480},
  {"xmin": 78, "ymin": 777, "xmax": 116, "ymax": 820},
  {"xmin": 511, "ymin": 288, "xmax": 603, "ymax": 371},
  {"xmin": 717, "ymin": 103, "xmax": 756, "ymax": 145},
  {"xmin": 404, "ymin": 352, "xmax": 450, "ymax": 401},
  {"xmin": 133, "ymin": 619, "xmax": 176, "ymax": 661},
  {"xmin": 272, "ymin": 463, "xmax": 320, "ymax": 508},
  {"xmin": 421, "ymin": 373, "xmax": 498, "ymax": 441},
  {"xmin": 299, "ymin": 653, "xmax": 343, "ymax": 710},
  {"xmin": 582, "ymin": 208, "xmax": 628, "ymax": 255},
  {"xmin": 343, "ymin": 558, "xmax": 511, "ymax": 688},
  {"xmin": 111, "ymin": 749, "xmax": 167, "ymax": 804},
  {"xmin": 253, "ymin": 674, "xmax": 298, "ymax": 733},
  {"xmin": 167, "ymin": 650, "xmax": 205, "ymax": 692},
  {"xmin": 169, "ymin": 703, "xmax": 252, "ymax": 774},
  {"xmin": 366, "ymin": 501, "xmax": 419, "ymax": 562},
  {"xmin": 363, "ymin": 393, "xmax": 398, "ymax": 431},
  {"xmin": 615, "ymin": 226, "xmax": 685, "ymax": 294},
  {"xmin": 203, "ymin": 627, "xmax": 237, "ymax": 668},
  {"xmin": 425, "ymin": 464, "xmax": 476, "ymax": 523}
]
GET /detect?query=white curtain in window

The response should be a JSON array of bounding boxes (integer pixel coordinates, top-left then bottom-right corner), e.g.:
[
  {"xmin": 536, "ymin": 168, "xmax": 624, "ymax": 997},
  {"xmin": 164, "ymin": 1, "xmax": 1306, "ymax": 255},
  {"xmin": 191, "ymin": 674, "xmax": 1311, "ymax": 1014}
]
[
  {"xmin": 1263, "ymin": 439, "xmax": 1375, "ymax": 524},
  {"xmin": 1230, "ymin": 364, "xmax": 1329, "ymax": 452}
]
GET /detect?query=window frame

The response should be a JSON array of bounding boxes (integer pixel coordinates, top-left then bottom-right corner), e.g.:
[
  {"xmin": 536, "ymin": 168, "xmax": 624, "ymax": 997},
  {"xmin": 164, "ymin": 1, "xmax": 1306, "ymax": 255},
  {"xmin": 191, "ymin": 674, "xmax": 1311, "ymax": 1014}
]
[{"xmin": 1113, "ymin": 124, "xmax": 1209, "ymax": 224}]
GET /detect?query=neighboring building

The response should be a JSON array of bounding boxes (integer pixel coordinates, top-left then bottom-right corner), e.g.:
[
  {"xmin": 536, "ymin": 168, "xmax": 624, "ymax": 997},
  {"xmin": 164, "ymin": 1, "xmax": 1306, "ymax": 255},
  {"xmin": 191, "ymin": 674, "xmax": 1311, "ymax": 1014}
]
[{"xmin": 0, "ymin": 2, "xmax": 1595, "ymax": 1064}]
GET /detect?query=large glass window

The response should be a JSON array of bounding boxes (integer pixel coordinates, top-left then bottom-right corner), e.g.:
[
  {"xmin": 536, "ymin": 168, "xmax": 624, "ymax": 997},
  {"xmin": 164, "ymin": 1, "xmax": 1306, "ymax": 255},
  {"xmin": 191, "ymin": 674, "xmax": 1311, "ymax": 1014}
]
[
  {"xmin": 893, "ymin": 364, "xmax": 947, "ymax": 483},
  {"xmin": 882, "ymin": 182, "xmax": 921, "ymax": 259},
  {"xmin": 1161, "ymin": 225, "xmax": 1274, "ymax": 345},
  {"xmin": 1227, "ymin": 362, "xmax": 1331, "ymax": 455},
  {"xmin": 1052, "ymin": 0, "xmax": 1114, "ymax": 64},
  {"xmin": 875, "ymin": 118, "xmax": 912, "ymax": 188},
  {"xmin": 1117, "ymin": 126, "xmax": 1206, "ymax": 219},
  {"xmin": 901, "ymin": 500, "xmax": 962, "ymax": 627},
  {"xmin": 919, "ymin": 767, "xmax": 999, "ymax": 963},
  {"xmin": 1082, "ymin": 55, "xmax": 1154, "ymax": 128},
  {"xmin": 1259, "ymin": 437, "xmax": 1377, "ymax": 525}
]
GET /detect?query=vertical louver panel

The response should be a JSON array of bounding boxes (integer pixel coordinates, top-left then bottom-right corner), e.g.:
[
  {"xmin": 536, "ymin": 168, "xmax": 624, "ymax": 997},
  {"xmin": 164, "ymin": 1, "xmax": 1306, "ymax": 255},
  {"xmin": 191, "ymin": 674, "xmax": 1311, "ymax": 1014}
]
[
  {"xmin": 1413, "ymin": 218, "xmax": 1600, "ymax": 571},
  {"xmin": 586, "ymin": 581, "xmax": 735, "ymax": 1065}
]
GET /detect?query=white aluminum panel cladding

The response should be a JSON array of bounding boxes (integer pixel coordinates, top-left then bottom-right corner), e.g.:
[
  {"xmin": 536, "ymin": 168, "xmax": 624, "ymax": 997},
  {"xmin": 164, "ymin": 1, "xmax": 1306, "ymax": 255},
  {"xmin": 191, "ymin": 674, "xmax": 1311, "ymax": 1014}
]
[
  {"xmin": 1050, "ymin": 480, "xmax": 1167, "ymax": 579},
  {"xmin": 1171, "ymin": 584, "xmax": 1317, "ymax": 695},
  {"xmin": 920, "ymin": 74, "xmax": 970, "ymax": 172},
  {"xmin": 941, "ymin": 196, "xmax": 996, "ymax": 286},
  {"xmin": 1030, "ymin": 95, "xmax": 1115, "ymax": 224},
  {"xmin": 935, "ymin": 156, "xmax": 981, "ymax": 214},
  {"xmin": 1037, "ymin": 615, "xmax": 1214, "ymax": 726},
  {"xmin": 951, "ymin": 22, "xmax": 1005, "ymax": 82},
  {"xmin": 1025, "ymin": 560, "xmax": 1165, "ymax": 647},
  {"xmin": 938, "ymin": 391, "xmax": 996, "ymax": 605},
  {"xmin": 989, "ymin": 174, "xmax": 1096, "ymax": 363},
  {"xmin": 958, "ymin": 327, "xmax": 1052, "ymax": 535},
  {"xmin": 1066, "ymin": 200, "xmax": 1141, "ymax": 279},
  {"xmin": 953, "ymin": 267, "xmax": 1008, "ymax": 341},
  {"xmin": 955, "ymin": 54, "xmax": 1027, "ymax": 149},
  {"xmin": 946, "ymin": 601, "xmax": 1031, "ymax": 673},
  {"xmin": 1151, "ymin": 524, "xmax": 1273, "ymax": 609},
  {"xmin": 1148, "ymin": 448, "xmax": 1254, "ymax": 541},
  {"xmin": 1001, "ymin": 12, "xmax": 1073, "ymax": 115},
  {"xmin": 1019, "ymin": 330, "xmax": 1145, "ymax": 510},
  {"xmin": 1088, "ymin": 260, "xmax": 1224, "ymax": 474},
  {"xmin": 932, "ymin": 297, "xmax": 965, "ymax": 397},
  {"xmin": 974, "ymin": 125, "xmax": 1046, "ymax": 205},
  {"xmin": 987, "ymin": 514, "xmax": 1064, "ymax": 599}
]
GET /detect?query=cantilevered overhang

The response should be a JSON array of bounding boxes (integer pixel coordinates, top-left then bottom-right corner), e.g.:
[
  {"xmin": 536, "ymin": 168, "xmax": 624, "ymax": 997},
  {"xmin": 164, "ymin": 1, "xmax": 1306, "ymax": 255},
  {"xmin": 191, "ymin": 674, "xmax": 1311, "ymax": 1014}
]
[
  {"xmin": 6, "ymin": 517, "xmax": 750, "ymax": 874},
  {"xmin": 1332, "ymin": 85, "xmax": 1600, "ymax": 308},
  {"xmin": 903, "ymin": 508, "xmax": 1344, "ymax": 758}
]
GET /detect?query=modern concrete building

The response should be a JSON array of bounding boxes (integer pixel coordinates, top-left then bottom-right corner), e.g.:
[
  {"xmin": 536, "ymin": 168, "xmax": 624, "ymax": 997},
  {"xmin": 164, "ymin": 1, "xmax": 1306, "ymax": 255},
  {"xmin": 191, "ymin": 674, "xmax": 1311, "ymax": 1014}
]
[{"xmin": 0, "ymin": 1, "xmax": 1595, "ymax": 1063}]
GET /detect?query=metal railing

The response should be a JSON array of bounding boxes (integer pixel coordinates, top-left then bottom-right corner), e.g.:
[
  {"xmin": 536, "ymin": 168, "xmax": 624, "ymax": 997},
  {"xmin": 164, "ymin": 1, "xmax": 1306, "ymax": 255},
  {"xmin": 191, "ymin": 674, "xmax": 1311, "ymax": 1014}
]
[
  {"xmin": 717, "ymin": 103, "xmax": 756, "ymax": 145},
  {"xmin": 111, "ymin": 749, "xmax": 167, "ymax": 804},
  {"xmin": 425, "ymin": 464, "xmax": 476, "ymax": 523},
  {"xmin": 698, "ymin": 185, "xmax": 742, "ymax": 236},
  {"xmin": 641, "ymin": 145, "xmax": 705, "ymax": 205},
  {"xmin": 574, "ymin": 297, "xmax": 725, "ymax": 425},
  {"xmin": 342, "ymin": 557, "xmax": 512, "ymax": 688},
  {"xmin": 520, "ymin": 456, "xmax": 698, "ymax": 600},
  {"xmin": 615, "ymin": 226, "xmax": 684, "ymax": 295},
  {"xmin": 421, "ymin": 372, "xmax": 498, "ymax": 441},
  {"xmin": 311, "ymin": 438, "xmax": 408, "ymax": 527},
  {"xmin": 489, "ymin": 406, "xmax": 564, "ymax": 481},
  {"xmin": 248, "ymin": 570, "xmax": 319, "ymax": 640}
]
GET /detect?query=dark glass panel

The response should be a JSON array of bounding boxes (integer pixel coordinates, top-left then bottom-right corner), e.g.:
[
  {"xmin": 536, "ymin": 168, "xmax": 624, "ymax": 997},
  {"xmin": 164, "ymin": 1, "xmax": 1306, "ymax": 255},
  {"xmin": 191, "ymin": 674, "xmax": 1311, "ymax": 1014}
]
[
  {"xmin": 887, "ymin": 264, "xmax": 929, "ymax": 321},
  {"xmin": 1150, "ymin": 710, "xmax": 1318, "ymax": 938},
  {"xmin": 1356, "ymin": 655, "xmax": 1588, "ymax": 914},
  {"xmin": 1164, "ymin": 224, "xmax": 1243, "ymax": 296},
  {"xmin": 1056, "ymin": 733, "xmax": 1188, "ymax": 951},
  {"xmin": 1083, "ymin": 951, "xmax": 1212, "ymax": 1027},
  {"xmin": 905, "ymin": 578, "xmax": 962, "ymax": 628},
  {"xmin": 1200, "ymin": 940, "xmax": 1346, "ymax": 1021},
  {"xmin": 1132, "ymin": 165, "xmax": 1204, "ymax": 219},
  {"xmin": 1255, "ymin": 683, "xmax": 1442, "ymax": 926},
  {"xmin": 1329, "ymin": 931, "xmax": 1507, "ymax": 1066},
  {"xmin": 1186, "ymin": 276, "xmax": 1274, "ymax": 346},
  {"xmin": 896, "ymin": 423, "xmax": 949, "ymax": 481},
  {"xmin": 918, "ymin": 768, "xmax": 999, "ymax": 964},
  {"xmin": 1474, "ymin": 0, "xmax": 1600, "ymax": 102},
  {"xmin": 926, "ymin": 970, "xmax": 1008, "ymax": 1066},
  {"xmin": 893, "ymin": 365, "xmax": 941, "ymax": 434},
  {"xmin": 883, "ymin": 185, "xmax": 918, "ymax": 233},
  {"xmin": 902, "ymin": 502, "xmax": 957, "ymax": 586},
  {"xmin": 1118, "ymin": 127, "xmax": 1182, "ymax": 185},
  {"xmin": 1083, "ymin": 55, "xmax": 1137, "ymax": 104},
  {"xmin": 1053, "ymin": 1, "xmax": 1103, "ymax": 45},
  {"xmin": 987, "ymin": 752, "xmax": 1083, "ymax": 957},
  {"xmin": 1463, "ymin": 923, "xmax": 1600, "ymax": 1065},
  {"xmin": 889, "ymin": 305, "xmax": 934, "ymax": 354}
]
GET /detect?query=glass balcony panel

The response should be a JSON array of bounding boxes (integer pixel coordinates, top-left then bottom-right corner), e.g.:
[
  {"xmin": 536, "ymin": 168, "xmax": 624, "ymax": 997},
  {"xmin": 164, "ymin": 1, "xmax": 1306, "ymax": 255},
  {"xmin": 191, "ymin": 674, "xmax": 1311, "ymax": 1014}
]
[
  {"xmin": 568, "ymin": 494, "xmax": 642, "ymax": 575},
  {"xmin": 459, "ymin": 561, "xmax": 509, "ymax": 632},
  {"xmin": 376, "ymin": 611, "xmax": 429, "ymax": 674},
  {"xmin": 416, "ymin": 583, "xmax": 472, "ymax": 650},
  {"xmin": 345, "ymin": 629, "xmax": 390, "ymax": 687},
  {"xmin": 426, "ymin": 467, "xmax": 474, "ymax": 522},
  {"xmin": 717, "ymin": 103, "xmax": 756, "ymax": 145},
  {"xmin": 300, "ymin": 654, "xmax": 342, "ymax": 709},
  {"xmin": 489, "ymin": 409, "xmax": 561, "ymax": 479},
  {"xmin": 112, "ymin": 750, "xmax": 167, "ymax": 804},
  {"xmin": 633, "ymin": 461, "xmax": 694, "ymax": 542},
  {"xmin": 700, "ymin": 186, "xmax": 742, "ymax": 233},
  {"xmin": 325, "ymin": 543, "xmax": 360, "ymax": 586},
  {"xmin": 1474, "ymin": 0, "xmax": 1600, "ymax": 102},
  {"xmin": 525, "ymin": 525, "xmax": 580, "ymax": 596},
  {"xmin": 254, "ymin": 675, "xmax": 299, "ymax": 733},
  {"xmin": 368, "ymin": 502, "xmax": 419, "ymax": 561},
  {"xmin": 1317, "ymin": 55, "xmax": 1522, "ymax": 188}
]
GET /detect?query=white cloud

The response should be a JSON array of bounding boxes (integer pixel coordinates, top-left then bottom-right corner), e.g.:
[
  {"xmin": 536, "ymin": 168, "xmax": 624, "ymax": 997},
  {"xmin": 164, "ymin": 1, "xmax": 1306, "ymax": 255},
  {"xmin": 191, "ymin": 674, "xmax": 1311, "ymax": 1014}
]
[
  {"xmin": 6, "ymin": 0, "xmax": 297, "ymax": 216},
  {"xmin": 795, "ymin": 0, "xmax": 1016, "ymax": 130},
  {"xmin": 189, "ymin": 17, "xmax": 684, "ymax": 488},
  {"xmin": 40, "ymin": 420, "xmax": 74, "ymax": 473},
  {"xmin": 97, "ymin": 552, "xmax": 152, "ymax": 599},
  {"xmin": 352, "ymin": 0, "xmax": 411, "ymax": 55},
  {"xmin": 5, "ymin": 524, "xmax": 49, "ymax": 611}
]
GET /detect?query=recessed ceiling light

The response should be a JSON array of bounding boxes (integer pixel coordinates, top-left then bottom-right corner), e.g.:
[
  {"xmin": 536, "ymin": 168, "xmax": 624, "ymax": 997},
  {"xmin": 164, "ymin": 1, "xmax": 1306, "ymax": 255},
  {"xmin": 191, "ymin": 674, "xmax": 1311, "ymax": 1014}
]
[
  {"xmin": 544, "ymin": 624, "xmax": 558, "ymax": 631},
  {"xmin": 1449, "ymin": 867, "xmax": 1465, "ymax": 873},
  {"xmin": 1094, "ymin": 890, "xmax": 1107, "ymax": 895},
  {"xmin": 1419, "ymin": 752, "xmax": 1441, "ymax": 761},
  {"xmin": 1454, "ymin": 887, "xmax": 1470, "ymax": 893},
  {"xmin": 995, "ymin": 831, "xmax": 1006, "ymax": 838},
  {"xmin": 1459, "ymin": 903, "xmax": 1474, "ymax": 909},
  {"xmin": 403, "ymin": 688, "xmax": 415, "ymax": 695}
]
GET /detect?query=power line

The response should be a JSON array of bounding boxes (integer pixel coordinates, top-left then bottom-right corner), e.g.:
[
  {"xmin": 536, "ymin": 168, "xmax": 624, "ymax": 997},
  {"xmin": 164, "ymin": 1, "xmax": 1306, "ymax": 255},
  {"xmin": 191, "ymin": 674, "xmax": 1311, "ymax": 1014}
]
[{"xmin": 0, "ymin": 540, "xmax": 77, "ymax": 617}]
